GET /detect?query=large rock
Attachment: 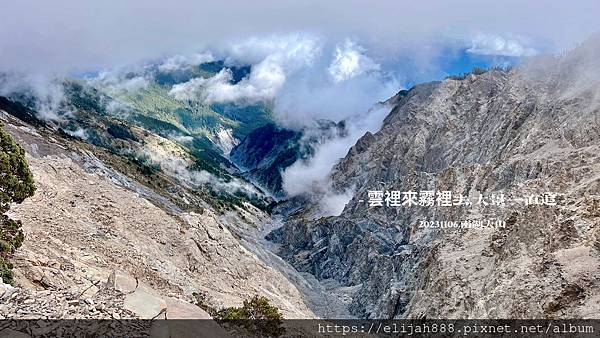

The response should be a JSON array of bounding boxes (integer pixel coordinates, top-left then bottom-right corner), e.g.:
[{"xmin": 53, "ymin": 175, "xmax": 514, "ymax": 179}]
[
  {"xmin": 124, "ymin": 289, "xmax": 167, "ymax": 319},
  {"xmin": 165, "ymin": 297, "xmax": 211, "ymax": 319},
  {"xmin": 106, "ymin": 270, "xmax": 138, "ymax": 294}
]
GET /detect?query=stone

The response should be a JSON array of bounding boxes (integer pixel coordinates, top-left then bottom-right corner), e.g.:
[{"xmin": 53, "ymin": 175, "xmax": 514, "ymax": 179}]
[
  {"xmin": 106, "ymin": 270, "xmax": 138, "ymax": 294},
  {"xmin": 124, "ymin": 289, "xmax": 167, "ymax": 319}
]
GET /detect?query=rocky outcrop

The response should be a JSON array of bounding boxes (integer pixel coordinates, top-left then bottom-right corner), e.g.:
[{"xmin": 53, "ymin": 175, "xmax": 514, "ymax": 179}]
[
  {"xmin": 0, "ymin": 277, "xmax": 136, "ymax": 320},
  {"xmin": 274, "ymin": 37, "xmax": 600, "ymax": 318},
  {"xmin": 210, "ymin": 126, "xmax": 239, "ymax": 155}
]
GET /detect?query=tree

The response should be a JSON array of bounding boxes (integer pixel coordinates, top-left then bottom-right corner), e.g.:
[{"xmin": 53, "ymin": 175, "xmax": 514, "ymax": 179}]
[{"xmin": 0, "ymin": 126, "xmax": 35, "ymax": 285}]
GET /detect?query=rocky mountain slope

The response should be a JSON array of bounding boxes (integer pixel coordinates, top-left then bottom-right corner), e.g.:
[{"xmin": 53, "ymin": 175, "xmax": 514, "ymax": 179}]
[
  {"xmin": 272, "ymin": 37, "xmax": 600, "ymax": 319},
  {"xmin": 0, "ymin": 106, "xmax": 317, "ymax": 323}
]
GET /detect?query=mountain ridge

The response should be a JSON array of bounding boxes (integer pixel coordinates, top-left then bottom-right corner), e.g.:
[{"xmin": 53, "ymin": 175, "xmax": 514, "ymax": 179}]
[{"xmin": 271, "ymin": 39, "xmax": 600, "ymax": 318}]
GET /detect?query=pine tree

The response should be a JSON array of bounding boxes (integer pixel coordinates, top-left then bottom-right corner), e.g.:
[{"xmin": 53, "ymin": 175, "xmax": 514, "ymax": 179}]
[{"xmin": 0, "ymin": 125, "xmax": 35, "ymax": 285}]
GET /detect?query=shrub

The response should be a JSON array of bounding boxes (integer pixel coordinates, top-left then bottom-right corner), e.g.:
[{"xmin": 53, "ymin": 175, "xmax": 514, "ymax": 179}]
[
  {"xmin": 237, "ymin": 295, "xmax": 284, "ymax": 322},
  {"xmin": 217, "ymin": 295, "xmax": 284, "ymax": 337},
  {"xmin": 471, "ymin": 66, "xmax": 487, "ymax": 75},
  {"xmin": 194, "ymin": 294, "xmax": 284, "ymax": 337},
  {"xmin": 446, "ymin": 66, "xmax": 489, "ymax": 80}
]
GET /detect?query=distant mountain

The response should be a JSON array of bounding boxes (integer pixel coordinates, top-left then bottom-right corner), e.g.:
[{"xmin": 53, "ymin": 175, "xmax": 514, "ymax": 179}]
[
  {"xmin": 230, "ymin": 120, "xmax": 348, "ymax": 198},
  {"xmin": 230, "ymin": 123, "xmax": 302, "ymax": 198}
]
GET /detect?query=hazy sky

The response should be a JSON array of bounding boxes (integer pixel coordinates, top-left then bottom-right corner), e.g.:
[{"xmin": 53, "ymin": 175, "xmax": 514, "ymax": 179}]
[{"xmin": 2, "ymin": 0, "xmax": 599, "ymax": 73}]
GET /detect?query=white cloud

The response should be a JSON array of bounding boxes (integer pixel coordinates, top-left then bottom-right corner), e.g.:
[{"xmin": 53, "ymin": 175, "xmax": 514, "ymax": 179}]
[
  {"xmin": 320, "ymin": 189, "xmax": 354, "ymax": 217},
  {"xmin": 282, "ymin": 104, "xmax": 391, "ymax": 216},
  {"xmin": 275, "ymin": 66, "xmax": 398, "ymax": 126},
  {"xmin": 204, "ymin": 58, "xmax": 285, "ymax": 103},
  {"xmin": 140, "ymin": 144, "xmax": 259, "ymax": 195},
  {"xmin": 169, "ymin": 34, "xmax": 320, "ymax": 104},
  {"xmin": 2, "ymin": 1, "xmax": 599, "ymax": 74},
  {"xmin": 105, "ymin": 99, "xmax": 134, "ymax": 117},
  {"xmin": 0, "ymin": 73, "xmax": 68, "ymax": 121},
  {"xmin": 467, "ymin": 34, "xmax": 538, "ymax": 57},
  {"xmin": 223, "ymin": 34, "xmax": 322, "ymax": 68},
  {"xmin": 36, "ymin": 84, "xmax": 68, "ymax": 121},
  {"xmin": 158, "ymin": 52, "xmax": 214, "ymax": 72},
  {"xmin": 328, "ymin": 39, "xmax": 380, "ymax": 82},
  {"xmin": 172, "ymin": 134, "xmax": 194, "ymax": 143},
  {"xmin": 113, "ymin": 76, "xmax": 149, "ymax": 92},
  {"xmin": 282, "ymin": 133, "xmax": 348, "ymax": 196},
  {"xmin": 93, "ymin": 71, "xmax": 150, "ymax": 93},
  {"xmin": 168, "ymin": 35, "xmax": 398, "ymax": 128},
  {"xmin": 168, "ymin": 69, "xmax": 231, "ymax": 101},
  {"xmin": 281, "ymin": 105, "xmax": 391, "ymax": 216},
  {"xmin": 169, "ymin": 65, "xmax": 284, "ymax": 104},
  {"xmin": 64, "ymin": 127, "xmax": 88, "ymax": 140}
]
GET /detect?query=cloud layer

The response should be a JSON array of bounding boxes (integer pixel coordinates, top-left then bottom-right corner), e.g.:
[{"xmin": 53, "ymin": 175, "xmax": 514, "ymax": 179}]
[
  {"xmin": 282, "ymin": 105, "xmax": 393, "ymax": 216},
  {"xmin": 328, "ymin": 39, "xmax": 381, "ymax": 83},
  {"xmin": 167, "ymin": 34, "xmax": 398, "ymax": 126}
]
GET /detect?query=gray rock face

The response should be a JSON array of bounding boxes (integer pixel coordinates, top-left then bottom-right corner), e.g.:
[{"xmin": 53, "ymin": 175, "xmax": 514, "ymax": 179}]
[{"xmin": 274, "ymin": 37, "xmax": 600, "ymax": 319}]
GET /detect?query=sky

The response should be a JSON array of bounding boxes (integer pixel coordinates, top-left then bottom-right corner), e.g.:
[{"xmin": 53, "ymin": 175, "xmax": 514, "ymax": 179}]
[{"xmin": 2, "ymin": 0, "xmax": 599, "ymax": 75}]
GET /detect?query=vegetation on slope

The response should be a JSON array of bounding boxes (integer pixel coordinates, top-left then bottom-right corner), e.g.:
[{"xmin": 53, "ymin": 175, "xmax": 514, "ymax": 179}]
[{"xmin": 1, "ymin": 59, "xmax": 276, "ymax": 216}]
